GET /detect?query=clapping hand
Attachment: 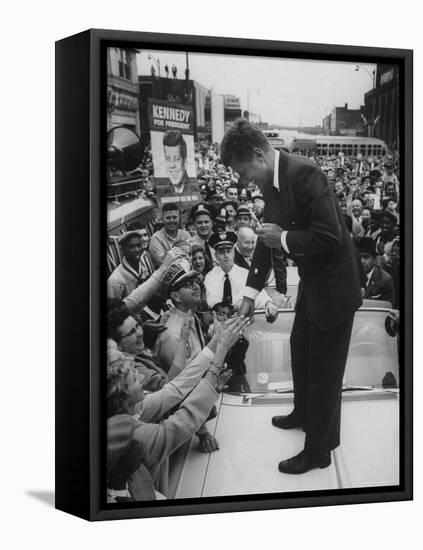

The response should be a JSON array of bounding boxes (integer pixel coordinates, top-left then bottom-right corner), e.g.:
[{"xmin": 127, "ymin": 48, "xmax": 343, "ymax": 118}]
[
  {"xmin": 219, "ymin": 315, "xmax": 252, "ymax": 351},
  {"xmin": 215, "ymin": 367, "xmax": 233, "ymax": 393}
]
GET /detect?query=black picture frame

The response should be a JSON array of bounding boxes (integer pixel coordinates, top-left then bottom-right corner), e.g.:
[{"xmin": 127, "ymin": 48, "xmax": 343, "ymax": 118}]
[{"xmin": 55, "ymin": 28, "xmax": 413, "ymax": 521}]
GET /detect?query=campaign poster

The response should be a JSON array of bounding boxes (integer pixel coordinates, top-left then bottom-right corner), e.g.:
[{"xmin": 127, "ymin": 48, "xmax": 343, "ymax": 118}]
[{"xmin": 148, "ymin": 99, "xmax": 200, "ymax": 209}]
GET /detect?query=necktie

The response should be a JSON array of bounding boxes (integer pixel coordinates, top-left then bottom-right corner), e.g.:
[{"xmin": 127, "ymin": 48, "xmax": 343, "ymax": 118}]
[
  {"xmin": 271, "ymin": 248, "xmax": 287, "ymax": 295},
  {"xmin": 223, "ymin": 273, "xmax": 233, "ymax": 304},
  {"xmin": 204, "ymin": 240, "xmax": 213, "ymax": 265},
  {"xmin": 193, "ymin": 315, "xmax": 205, "ymax": 348}
]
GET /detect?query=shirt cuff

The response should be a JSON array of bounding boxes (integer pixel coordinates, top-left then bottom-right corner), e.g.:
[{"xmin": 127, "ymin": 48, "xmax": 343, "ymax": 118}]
[
  {"xmin": 202, "ymin": 347, "xmax": 215, "ymax": 360},
  {"xmin": 244, "ymin": 286, "xmax": 260, "ymax": 300},
  {"xmin": 281, "ymin": 231, "xmax": 290, "ymax": 253}
]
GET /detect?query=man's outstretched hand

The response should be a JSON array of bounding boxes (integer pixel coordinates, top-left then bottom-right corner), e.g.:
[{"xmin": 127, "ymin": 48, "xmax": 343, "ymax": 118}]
[
  {"xmin": 265, "ymin": 301, "xmax": 279, "ymax": 323},
  {"xmin": 238, "ymin": 297, "xmax": 255, "ymax": 319}
]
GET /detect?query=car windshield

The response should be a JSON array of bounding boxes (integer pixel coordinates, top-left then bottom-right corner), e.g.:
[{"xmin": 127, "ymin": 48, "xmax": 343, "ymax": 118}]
[{"xmin": 224, "ymin": 307, "xmax": 399, "ymax": 394}]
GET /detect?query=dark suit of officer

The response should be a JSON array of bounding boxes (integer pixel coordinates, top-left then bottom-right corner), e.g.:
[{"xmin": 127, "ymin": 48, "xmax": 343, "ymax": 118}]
[
  {"xmin": 234, "ymin": 247, "xmax": 251, "ymax": 270},
  {"xmin": 246, "ymin": 150, "xmax": 362, "ymax": 455}
]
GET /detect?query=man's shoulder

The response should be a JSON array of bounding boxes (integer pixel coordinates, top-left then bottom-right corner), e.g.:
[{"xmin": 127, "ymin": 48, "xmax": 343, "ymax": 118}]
[
  {"xmin": 108, "ymin": 263, "xmax": 126, "ymax": 283},
  {"xmin": 231, "ymin": 263, "xmax": 248, "ymax": 276},
  {"xmin": 178, "ymin": 229, "xmax": 191, "ymax": 240},
  {"xmin": 150, "ymin": 228, "xmax": 165, "ymax": 242},
  {"xmin": 233, "ymin": 247, "xmax": 243, "ymax": 262},
  {"xmin": 204, "ymin": 266, "xmax": 221, "ymax": 281},
  {"xmin": 281, "ymin": 150, "xmax": 322, "ymax": 180},
  {"xmin": 184, "ymin": 181, "xmax": 201, "ymax": 194},
  {"xmin": 375, "ymin": 265, "xmax": 393, "ymax": 284}
]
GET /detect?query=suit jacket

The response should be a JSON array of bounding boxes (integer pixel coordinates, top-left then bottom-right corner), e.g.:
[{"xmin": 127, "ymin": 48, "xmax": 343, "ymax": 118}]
[
  {"xmin": 160, "ymin": 176, "xmax": 201, "ymax": 199},
  {"xmin": 247, "ymin": 150, "xmax": 362, "ymax": 331},
  {"xmin": 364, "ymin": 265, "xmax": 395, "ymax": 305},
  {"xmin": 234, "ymin": 247, "xmax": 251, "ymax": 270}
]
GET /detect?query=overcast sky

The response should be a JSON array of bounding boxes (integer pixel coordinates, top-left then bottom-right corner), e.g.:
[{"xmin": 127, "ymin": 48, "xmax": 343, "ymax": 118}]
[{"xmin": 137, "ymin": 50, "xmax": 376, "ymax": 127}]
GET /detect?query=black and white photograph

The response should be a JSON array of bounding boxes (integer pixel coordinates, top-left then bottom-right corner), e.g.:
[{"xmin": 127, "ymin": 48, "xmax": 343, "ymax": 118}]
[{"xmin": 106, "ymin": 45, "xmax": 403, "ymax": 503}]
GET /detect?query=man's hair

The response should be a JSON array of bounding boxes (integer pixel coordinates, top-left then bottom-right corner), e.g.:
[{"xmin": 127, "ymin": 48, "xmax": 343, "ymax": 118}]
[
  {"xmin": 237, "ymin": 226, "xmax": 256, "ymax": 240},
  {"xmin": 213, "ymin": 301, "xmax": 234, "ymax": 313},
  {"xmin": 162, "ymin": 202, "xmax": 180, "ymax": 214},
  {"xmin": 163, "ymin": 130, "xmax": 187, "ymax": 159},
  {"xmin": 107, "ymin": 304, "xmax": 131, "ymax": 343},
  {"xmin": 220, "ymin": 118, "xmax": 270, "ymax": 166}
]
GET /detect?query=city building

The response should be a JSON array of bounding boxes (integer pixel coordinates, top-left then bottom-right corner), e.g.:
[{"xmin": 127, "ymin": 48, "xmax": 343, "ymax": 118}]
[
  {"xmin": 204, "ymin": 93, "xmax": 242, "ymax": 135},
  {"xmin": 107, "ymin": 47, "xmax": 140, "ymax": 134},
  {"xmin": 364, "ymin": 64, "xmax": 399, "ymax": 149},
  {"xmin": 322, "ymin": 114, "xmax": 332, "ymax": 135},
  {"xmin": 138, "ymin": 74, "xmax": 241, "ymax": 143},
  {"xmin": 326, "ymin": 103, "xmax": 365, "ymax": 136}
]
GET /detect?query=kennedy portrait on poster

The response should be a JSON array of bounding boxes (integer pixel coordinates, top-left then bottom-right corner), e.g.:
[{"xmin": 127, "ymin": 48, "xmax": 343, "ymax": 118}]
[{"xmin": 148, "ymin": 99, "xmax": 200, "ymax": 208}]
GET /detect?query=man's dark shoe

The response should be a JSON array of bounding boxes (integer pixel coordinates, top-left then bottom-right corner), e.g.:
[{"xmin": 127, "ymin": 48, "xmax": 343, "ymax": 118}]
[
  {"xmin": 271, "ymin": 413, "xmax": 304, "ymax": 430},
  {"xmin": 278, "ymin": 450, "xmax": 331, "ymax": 475}
]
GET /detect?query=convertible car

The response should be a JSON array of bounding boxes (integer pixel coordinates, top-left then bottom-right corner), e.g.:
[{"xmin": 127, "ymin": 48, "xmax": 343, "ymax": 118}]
[{"xmin": 170, "ymin": 302, "xmax": 400, "ymax": 499}]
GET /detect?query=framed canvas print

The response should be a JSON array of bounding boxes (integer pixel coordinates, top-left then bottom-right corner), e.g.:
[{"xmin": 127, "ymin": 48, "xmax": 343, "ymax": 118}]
[{"xmin": 55, "ymin": 29, "xmax": 412, "ymax": 521}]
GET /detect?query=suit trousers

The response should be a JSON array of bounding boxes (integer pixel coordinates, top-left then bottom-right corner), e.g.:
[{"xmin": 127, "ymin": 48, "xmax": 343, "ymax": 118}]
[{"xmin": 290, "ymin": 294, "xmax": 355, "ymax": 455}]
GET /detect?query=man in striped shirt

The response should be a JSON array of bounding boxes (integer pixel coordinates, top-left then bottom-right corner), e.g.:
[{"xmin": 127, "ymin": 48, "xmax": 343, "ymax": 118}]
[{"xmin": 108, "ymin": 231, "xmax": 155, "ymax": 302}]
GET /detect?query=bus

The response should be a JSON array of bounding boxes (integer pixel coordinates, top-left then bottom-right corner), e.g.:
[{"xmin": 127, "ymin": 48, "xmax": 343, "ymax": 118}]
[
  {"xmin": 264, "ymin": 130, "xmax": 388, "ymax": 159},
  {"xmin": 263, "ymin": 130, "xmax": 316, "ymax": 155},
  {"xmin": 315, "ymin": 135, "xmax": 388, "ymax": 158}
]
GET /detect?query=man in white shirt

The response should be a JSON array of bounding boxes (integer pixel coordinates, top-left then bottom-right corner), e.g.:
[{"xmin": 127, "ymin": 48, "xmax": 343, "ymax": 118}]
[
  {"xmin": 149, "ymin": 203, "xmax": 190, "ymax": 267},
  {"xmin": 204, "ymin": 231, "xmax": 278, "ymax": 321},
  {"xmin": 189, "ymin": 204, "xmax": 216, "ymax": 266}
]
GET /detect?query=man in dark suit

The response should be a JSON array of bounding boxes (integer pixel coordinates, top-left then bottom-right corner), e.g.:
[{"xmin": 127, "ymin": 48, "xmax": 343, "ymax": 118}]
[
  {"xmin": 358, "ymin": 237, "xmax": 395, "ymax": 306},
  {"xmin": 161, "ymin": 130, "xmax": 201, "ymax": 198},
  {"xmin": 220, "ymin": 118, "xmax": 362, "ymax": 474},
  {"xmin": 234, "ymin": 227, "xmax": 256, "ymax": 269}
]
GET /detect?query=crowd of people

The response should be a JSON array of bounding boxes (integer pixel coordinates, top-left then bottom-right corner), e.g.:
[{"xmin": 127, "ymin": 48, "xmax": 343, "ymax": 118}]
[{"xmin": 106, "ymin": 134, "xmax": 401, "ymax": 502}]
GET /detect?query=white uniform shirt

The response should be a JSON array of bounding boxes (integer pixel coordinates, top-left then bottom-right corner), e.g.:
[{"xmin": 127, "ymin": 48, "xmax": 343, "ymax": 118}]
[{"xmin": 204, "ymin": 264, "xmax": 271, "ymax": 310}]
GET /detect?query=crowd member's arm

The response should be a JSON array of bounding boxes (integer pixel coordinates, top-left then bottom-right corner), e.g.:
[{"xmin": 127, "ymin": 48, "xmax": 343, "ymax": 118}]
[
  {"xmin": 123, "ymin": 248, "xmax": 184, "ymax": 313},
  {"xmin": 107, "ymin": 280, "xmax": 125, "ymax": 301},
  {"xmin": 149, "ymin": 234, "xmax": 167, "ymax": 267},
  {"xmin": 140, "ymin": 316, "xmax": 250, "ymax": 423},
  {"xmin": 134, "ymin": 378, "xmax": 219, "ymax": 481}
]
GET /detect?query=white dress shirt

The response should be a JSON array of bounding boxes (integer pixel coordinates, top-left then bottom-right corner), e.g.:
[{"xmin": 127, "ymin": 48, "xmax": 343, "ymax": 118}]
[
  {"xmin": 244, "ymin": 149, "xmax": 288, "ymax": 301},
  {"xmin": 204, "ymin": 264, "xmax": 271, "ymax": 310}
]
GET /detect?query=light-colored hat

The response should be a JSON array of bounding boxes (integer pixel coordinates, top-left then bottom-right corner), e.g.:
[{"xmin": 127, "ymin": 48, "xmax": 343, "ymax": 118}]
[
  {"xmin": 161, "ymin": 258, "xmax": 199, "ymax": 297},
  {"xmin": 118, "ymin": 231, "xmax": 142, "ymax": 246}
]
